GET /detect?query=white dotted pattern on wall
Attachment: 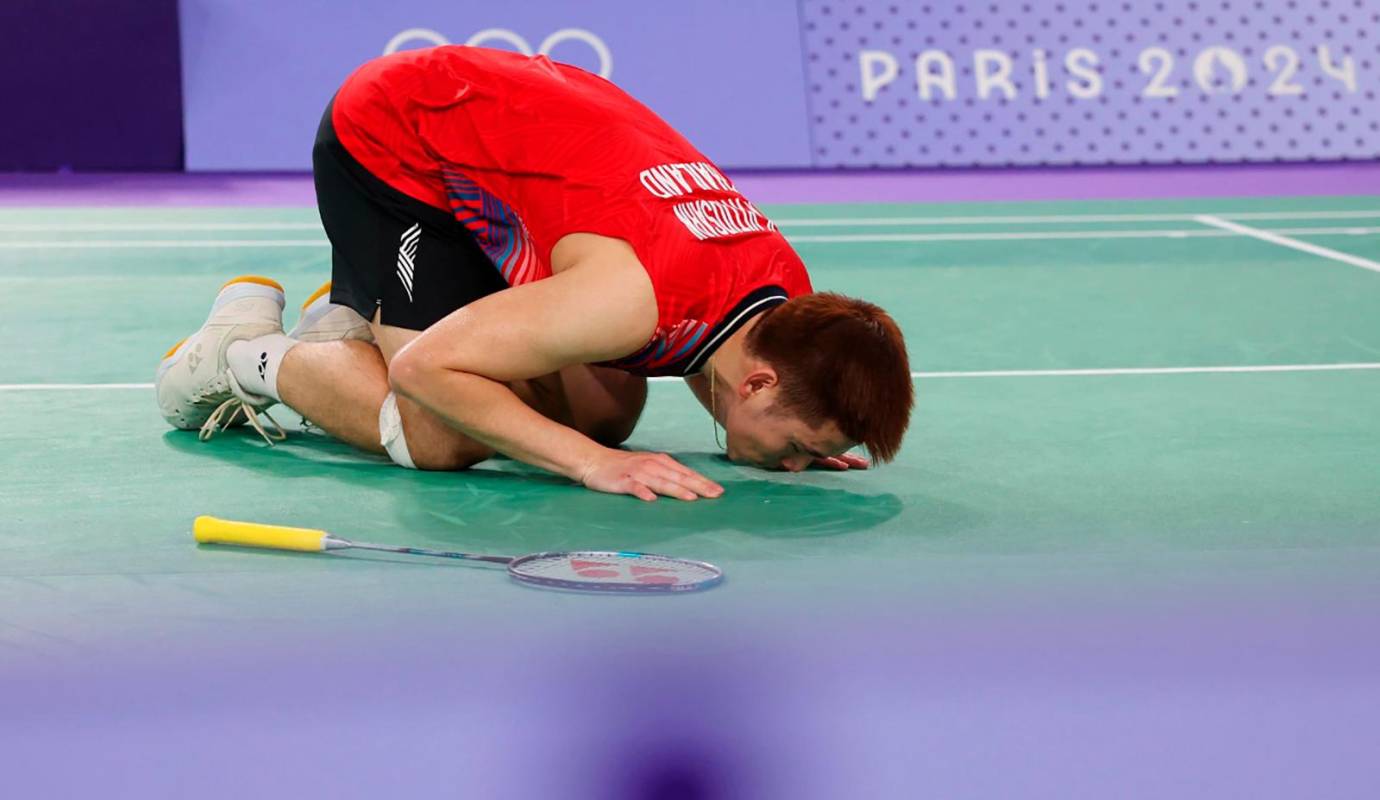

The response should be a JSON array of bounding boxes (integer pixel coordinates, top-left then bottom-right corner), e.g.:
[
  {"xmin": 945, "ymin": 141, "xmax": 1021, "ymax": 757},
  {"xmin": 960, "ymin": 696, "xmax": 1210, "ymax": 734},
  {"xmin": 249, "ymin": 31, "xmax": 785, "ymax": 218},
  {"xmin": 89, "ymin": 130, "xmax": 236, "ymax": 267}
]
[{"xmin": 799, "ymin": 0, "xmax": 1379, "ymax": 167}]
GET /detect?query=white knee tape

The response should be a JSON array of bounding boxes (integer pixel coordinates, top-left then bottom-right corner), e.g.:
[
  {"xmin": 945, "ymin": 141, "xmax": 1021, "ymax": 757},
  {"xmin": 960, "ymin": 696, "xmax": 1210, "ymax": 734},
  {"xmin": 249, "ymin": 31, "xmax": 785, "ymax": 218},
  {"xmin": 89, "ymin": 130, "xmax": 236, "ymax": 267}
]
[{"xmin": 379, "ymin": 392, "xmax": 417, "ymax": 470}]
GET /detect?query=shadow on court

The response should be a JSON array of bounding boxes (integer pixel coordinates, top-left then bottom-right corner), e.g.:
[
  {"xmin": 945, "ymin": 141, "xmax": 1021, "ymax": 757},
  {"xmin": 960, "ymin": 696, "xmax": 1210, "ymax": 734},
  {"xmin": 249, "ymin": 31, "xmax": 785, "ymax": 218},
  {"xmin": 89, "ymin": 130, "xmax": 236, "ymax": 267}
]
[{"xmin": 162, "ymin": 428, "xmax": 917, "ymax": 555}]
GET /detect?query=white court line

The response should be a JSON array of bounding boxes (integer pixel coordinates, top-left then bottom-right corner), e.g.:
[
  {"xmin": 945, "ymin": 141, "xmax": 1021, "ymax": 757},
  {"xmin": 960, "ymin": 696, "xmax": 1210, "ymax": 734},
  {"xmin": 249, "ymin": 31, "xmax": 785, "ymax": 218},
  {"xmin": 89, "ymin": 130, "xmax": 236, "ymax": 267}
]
[
  {"xmin": 912, "ymin": 363, "xmax": 1380, "ymax": 378},
  {"xmin": 776, "ymin": 209, "xmax": 1380, "ymax": 227},
  {"xmin": 1196, "ymin": 215, "xmax": 1380, "ymax": 275},
  {"xmin": 2, "ymin": 227, "xmax": 1377, "ymax": 249},
  {"xmin": 0, "ymin": 383, "xmax": 156, "ymax": 390},
  {"xmin": 4, "ymin": 210, "xmax": 1379, "ymax": 231},
  {"xmin": 0, "ymin": 239, "xmax": 326, "ymax": 249},
  {"xmin": 0, "ymin": 222, "xmax": 320, "ymax": 232},
  {"xmin": 787, "ymin": 227, "xmax": 1380, "ymax": 244},
  {"xmin": 4, "ymin": 363, "xmax": 1378, "ymax": 391}
]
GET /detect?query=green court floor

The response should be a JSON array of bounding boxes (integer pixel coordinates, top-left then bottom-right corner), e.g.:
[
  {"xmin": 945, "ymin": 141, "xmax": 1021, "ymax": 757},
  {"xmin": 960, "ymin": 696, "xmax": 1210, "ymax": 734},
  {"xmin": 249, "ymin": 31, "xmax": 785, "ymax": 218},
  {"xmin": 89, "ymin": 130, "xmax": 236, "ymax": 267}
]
[{"xmin": 2, "ymin": 196, "xmax": 1378, "ymax": 660}]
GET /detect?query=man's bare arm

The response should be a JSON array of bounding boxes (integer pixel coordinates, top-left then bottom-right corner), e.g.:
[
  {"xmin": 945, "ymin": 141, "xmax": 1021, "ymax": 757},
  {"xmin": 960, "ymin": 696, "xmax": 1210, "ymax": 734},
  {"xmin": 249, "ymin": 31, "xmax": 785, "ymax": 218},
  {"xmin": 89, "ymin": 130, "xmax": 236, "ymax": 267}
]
[{"xmin": 388, "ymin": 235, "xmax": 723, "ymax": 501}]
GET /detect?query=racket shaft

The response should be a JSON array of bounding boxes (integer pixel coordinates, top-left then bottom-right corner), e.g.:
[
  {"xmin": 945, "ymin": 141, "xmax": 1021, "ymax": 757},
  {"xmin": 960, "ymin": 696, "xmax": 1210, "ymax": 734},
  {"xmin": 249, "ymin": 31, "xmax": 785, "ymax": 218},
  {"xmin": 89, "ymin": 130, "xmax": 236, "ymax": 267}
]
[{"xmin": 345, "ymin": 541, "xmax": 512, "ymax": 565}]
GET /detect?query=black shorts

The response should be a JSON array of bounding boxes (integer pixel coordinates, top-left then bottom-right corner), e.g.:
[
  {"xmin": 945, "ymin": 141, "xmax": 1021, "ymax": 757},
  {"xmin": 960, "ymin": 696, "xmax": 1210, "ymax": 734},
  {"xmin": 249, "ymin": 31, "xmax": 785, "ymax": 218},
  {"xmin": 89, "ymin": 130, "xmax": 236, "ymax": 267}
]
[{"xmin": 312, "ymin": 101, "xmax": 509, "ymax": 331}]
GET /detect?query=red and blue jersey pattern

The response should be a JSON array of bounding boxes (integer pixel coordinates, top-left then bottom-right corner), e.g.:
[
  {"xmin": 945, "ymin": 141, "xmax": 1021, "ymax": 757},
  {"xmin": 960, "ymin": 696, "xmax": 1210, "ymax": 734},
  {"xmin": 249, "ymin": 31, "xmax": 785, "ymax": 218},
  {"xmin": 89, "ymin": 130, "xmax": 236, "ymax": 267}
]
[
  {"xmin": 439, "ymin": 163, "xmax": 747, "ymax": 376},
  {"xmin": 440, "ymin": 166, "xmax": 547, "ymax": 287},
  {"xmin": 604, "ymin": 318, "xmax": 710, "ymax": 374},
  {"xmin": 329, "ymin": 46, "xmax": 814, "ymax": 378},
  {"xmin": 600, "ymin": 287, "xmax": 789, "ymax": 377}
]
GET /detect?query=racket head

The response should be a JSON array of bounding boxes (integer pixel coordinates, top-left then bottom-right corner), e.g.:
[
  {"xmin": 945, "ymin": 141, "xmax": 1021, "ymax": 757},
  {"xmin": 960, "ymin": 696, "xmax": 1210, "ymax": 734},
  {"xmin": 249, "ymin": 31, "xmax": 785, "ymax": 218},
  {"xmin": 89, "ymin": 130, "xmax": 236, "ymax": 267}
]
[{"xmin": 506, "ymin": 551, "xmax": 723, "ymax": 593}]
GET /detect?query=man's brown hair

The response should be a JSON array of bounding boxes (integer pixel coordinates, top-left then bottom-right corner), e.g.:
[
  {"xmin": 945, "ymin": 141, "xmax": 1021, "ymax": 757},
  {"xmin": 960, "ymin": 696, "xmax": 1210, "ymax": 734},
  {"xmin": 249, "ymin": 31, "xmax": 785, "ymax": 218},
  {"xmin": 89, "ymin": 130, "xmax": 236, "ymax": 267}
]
[{"xmin": 745, "ymin": 293, "xmax": 913, "ymax": 462}]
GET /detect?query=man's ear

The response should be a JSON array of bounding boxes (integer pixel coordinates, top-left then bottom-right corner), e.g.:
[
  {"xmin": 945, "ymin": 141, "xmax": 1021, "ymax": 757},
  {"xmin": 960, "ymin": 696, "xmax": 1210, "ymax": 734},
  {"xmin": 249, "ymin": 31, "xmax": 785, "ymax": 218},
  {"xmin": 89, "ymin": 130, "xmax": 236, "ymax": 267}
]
[{"xmin": 740, "ymin": 366, "xmax": 779, "ymax": 398}]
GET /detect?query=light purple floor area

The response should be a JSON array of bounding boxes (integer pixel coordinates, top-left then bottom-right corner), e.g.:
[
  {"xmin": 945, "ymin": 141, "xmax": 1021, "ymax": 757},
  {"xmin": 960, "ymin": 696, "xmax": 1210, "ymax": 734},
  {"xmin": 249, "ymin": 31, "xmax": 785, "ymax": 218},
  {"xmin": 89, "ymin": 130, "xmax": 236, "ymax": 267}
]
[
  {"xmin": 1, "ymin": 161, "xmax": 1378, "ymax": 207},
  {"xmin": 4, "ymin": 598, "xmax": 1379, "ymax": 799}
]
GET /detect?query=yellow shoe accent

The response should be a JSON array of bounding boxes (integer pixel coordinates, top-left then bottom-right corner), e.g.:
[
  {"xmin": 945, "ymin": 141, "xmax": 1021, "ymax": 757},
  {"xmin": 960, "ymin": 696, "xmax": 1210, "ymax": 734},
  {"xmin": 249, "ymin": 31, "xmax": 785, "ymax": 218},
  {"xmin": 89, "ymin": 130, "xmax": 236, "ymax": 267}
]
[
  {"xmin": 162, "ymin": 337, "xmax": 187, "ymax": 360},
  {"xmin": 301, "ymin": 280, "xmax": 332, "ymax": 310},
  {"xmin": 288, "ymin": 280, "xmax": 373, "ymax": 343},
  {"xmin": 220, "ymin": 275, "xmax": 284, "ymax": 293},
  {"xmin": 156, "ymin": 277, "xmax": 285, "ymax": 431}
]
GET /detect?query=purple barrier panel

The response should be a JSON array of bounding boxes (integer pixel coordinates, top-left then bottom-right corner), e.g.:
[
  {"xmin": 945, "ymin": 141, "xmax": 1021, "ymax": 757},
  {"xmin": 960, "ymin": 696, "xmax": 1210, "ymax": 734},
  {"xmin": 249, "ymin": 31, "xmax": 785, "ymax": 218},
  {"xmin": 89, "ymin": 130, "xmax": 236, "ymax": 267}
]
[
  {"xmin": 179, "ymin": 1, "xmax": 812, "ymax": 171},
  {"xmin": 0, "ymin": 0, "xmax": 182, "ymax": 171},
  {"xmin": 800, "ymin": 0, "xmax": 1380, "ymax": 167}
]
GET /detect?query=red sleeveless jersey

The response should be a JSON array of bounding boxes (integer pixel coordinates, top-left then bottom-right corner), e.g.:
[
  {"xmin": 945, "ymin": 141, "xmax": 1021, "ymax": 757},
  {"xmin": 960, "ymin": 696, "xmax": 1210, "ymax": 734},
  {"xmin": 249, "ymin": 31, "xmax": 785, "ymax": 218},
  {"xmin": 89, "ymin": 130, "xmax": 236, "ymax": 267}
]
[{"xmin": 330, "ymin": 46, "xmax": 812, "ymax": 376}]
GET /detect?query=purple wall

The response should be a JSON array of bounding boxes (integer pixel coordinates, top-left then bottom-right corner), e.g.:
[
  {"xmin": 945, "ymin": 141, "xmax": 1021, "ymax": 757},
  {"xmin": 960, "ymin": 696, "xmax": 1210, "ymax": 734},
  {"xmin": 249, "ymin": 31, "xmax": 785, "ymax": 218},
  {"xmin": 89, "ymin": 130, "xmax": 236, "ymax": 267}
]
[
  {"xmin": 0, "ymin": 0, "xmax": 183, "ymax": 171},
  {"xmin": 178, "ymin": 0, "xmax": 1380, "ymax": 172},
  {"xmin": 179, "ymin": 0, "xmax": 813, "ymax": 170},
  {"xmin": 2, "ymin": 1, "xmax": 1377, "ymax": 173},
  {"xmin": 801, "ymin": 0, "xmax": 1380, "ymax": 167}
]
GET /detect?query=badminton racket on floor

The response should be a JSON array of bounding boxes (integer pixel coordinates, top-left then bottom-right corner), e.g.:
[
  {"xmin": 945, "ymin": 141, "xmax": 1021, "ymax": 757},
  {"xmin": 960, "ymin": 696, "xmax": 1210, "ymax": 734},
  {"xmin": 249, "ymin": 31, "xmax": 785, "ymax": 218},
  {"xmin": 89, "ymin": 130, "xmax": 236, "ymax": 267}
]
[{"xmin": 192, "ymin": 516, "xmax": 723, "ymax": 593}]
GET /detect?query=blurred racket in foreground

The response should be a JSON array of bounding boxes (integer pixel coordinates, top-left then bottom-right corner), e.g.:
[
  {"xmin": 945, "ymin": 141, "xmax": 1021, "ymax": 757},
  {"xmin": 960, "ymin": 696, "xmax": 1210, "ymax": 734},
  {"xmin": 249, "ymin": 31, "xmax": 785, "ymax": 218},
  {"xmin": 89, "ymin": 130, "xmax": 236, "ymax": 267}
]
[{"xmin": 192, "ymin": 516, "xmax": 723, "ymax": 593}]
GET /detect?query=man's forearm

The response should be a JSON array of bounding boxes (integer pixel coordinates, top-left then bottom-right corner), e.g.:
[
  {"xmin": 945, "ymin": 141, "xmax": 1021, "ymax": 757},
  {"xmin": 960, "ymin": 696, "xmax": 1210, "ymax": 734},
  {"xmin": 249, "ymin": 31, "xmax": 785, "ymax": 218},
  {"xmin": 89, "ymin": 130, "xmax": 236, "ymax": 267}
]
[{"xmin": 393, "ymin": 364, "xmax": 604, "ymax": 480}]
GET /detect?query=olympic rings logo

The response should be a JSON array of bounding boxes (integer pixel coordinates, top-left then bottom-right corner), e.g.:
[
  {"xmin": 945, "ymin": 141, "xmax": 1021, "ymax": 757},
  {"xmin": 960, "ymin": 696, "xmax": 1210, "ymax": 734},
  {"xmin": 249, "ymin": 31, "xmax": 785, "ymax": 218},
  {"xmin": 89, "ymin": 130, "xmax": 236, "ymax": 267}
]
[{"xmin": 383, "ymin": 27, "xmax": 613, "ymax": 78}]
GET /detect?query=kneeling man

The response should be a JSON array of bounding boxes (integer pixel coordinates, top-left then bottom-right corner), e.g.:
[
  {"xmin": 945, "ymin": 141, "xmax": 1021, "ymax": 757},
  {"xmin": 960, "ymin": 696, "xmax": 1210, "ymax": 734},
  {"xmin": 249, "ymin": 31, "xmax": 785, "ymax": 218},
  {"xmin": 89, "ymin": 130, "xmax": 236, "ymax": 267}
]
[{"xmin": 156, "ymin": 46, "xmax": 913, "ymax": 502}]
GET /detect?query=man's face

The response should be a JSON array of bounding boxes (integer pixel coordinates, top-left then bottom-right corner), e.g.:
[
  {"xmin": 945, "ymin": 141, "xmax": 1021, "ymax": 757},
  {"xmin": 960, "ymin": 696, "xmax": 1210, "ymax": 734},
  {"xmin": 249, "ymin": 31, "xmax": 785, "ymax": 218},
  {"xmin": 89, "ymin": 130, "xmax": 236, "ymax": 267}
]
[{"xmin": 722, "ymin": 387, "xmax": 855, "ymax": 471}]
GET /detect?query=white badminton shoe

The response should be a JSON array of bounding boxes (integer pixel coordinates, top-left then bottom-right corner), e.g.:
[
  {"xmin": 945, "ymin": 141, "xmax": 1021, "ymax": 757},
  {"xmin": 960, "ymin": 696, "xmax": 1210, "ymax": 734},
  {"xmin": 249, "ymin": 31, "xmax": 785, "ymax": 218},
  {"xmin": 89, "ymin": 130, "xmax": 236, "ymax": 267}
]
[
  {"xmin": 287, "ymin": 281, "xmax": 374, "ymax": 344},
  {"xmin": 156, "ymin": 275, "xmax": 287, "ymax": 444}
]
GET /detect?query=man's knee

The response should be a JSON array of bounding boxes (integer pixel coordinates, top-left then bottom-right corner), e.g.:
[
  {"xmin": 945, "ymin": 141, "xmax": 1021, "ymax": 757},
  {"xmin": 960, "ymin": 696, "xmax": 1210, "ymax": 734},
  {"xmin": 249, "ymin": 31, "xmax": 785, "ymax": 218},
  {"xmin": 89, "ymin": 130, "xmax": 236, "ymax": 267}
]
[
  {"xmin": 379, "ymin": 390, "xmax": 491, "ymax": 471},
  {"xmin": 584, "ymin": 412, "xmax": 641, "ymax": 448},
  {"xmin": 409, "ymin": 440, "xmax": 490, "ymax": 471},
  {"xmin": 579, "ymin": 390, "xmax": 646, "ymax": 446},
  {"xmin": 575, "ymin": 371, "xmax": 646, "ymax": 447}
]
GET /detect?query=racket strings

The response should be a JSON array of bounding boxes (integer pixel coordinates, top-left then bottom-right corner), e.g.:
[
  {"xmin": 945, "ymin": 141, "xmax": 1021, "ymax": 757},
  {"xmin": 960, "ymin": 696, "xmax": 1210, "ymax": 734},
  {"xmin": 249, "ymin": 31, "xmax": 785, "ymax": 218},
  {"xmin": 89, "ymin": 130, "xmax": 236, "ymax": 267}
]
[{"xmin": 510, "ymin": 552, "xmax": 722, "ymax": 591}]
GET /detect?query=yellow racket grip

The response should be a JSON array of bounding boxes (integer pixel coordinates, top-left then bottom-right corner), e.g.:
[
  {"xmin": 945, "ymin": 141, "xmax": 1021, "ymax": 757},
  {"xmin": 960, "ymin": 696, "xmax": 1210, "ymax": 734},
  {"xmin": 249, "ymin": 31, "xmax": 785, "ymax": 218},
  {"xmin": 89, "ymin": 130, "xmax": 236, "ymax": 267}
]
[{"xmin": 193, "ymin": 515, "xmax": 330, "ymax": 552}]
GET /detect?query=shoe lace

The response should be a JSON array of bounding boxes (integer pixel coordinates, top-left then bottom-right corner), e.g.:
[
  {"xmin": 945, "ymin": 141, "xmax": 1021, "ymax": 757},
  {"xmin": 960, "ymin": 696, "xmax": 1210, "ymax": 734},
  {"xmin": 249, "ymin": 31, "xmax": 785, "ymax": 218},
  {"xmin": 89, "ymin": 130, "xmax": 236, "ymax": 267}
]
[{"xmin": 198, "ymin": 372, "xmax": 286, "ymax": 446}]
